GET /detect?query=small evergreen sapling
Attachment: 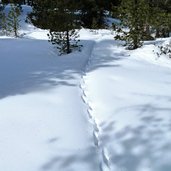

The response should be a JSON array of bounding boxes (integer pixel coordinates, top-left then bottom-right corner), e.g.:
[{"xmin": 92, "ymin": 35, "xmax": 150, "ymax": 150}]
[
  {"xmin": 48, "ymin": 29, "xmax": 82, "ymax": 55},
  {"xmin": 7, "ymin": 4, "xmax": 21, "ymax": 37}
]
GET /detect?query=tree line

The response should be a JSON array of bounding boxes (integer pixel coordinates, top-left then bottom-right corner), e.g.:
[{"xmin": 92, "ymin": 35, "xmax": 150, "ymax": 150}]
[
  {"xmin": 0, "ymin": 3, "xmax": 20, "ymax": 37},
  {"xmin": 0, "ymin": 0, "xmax": 171, "ymax": 54}
]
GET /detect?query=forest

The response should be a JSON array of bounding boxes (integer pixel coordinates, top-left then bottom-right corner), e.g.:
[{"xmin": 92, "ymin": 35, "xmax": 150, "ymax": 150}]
[{"xmin": 0, "ymin": 0, "xmax": 171, "ymax": 53}]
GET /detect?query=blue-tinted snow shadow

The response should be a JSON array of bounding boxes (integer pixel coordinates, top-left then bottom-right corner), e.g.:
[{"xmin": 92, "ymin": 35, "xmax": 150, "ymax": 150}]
[
  {"xmin": 99, "ymin": 99, "xmax": 171, "ymax": 171},
  {"xmin": 39, "ymin": 39, "xmax": 132, "ymax": 171},
  {"xmin": 90, "ymin": 39, "xmax": 171, "ymax": 171},
  {"xmin": 0, "ymin": 38, "xmax": 126, "ymax": 99},
  {"xmin": 0, "ymin": 38, "xmax": 95, "ymax": 99},
  {"xmin": 86, "ymin": 39, "xmax": 129, "ymax": 72},
  {"xmin": 41, "ymin": 146, "xmax": 100, "ymax": 171}
]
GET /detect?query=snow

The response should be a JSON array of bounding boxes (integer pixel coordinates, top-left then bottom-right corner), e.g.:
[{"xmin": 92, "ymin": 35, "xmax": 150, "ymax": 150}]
[
  {"xmin": 0, "ymin": 32, "xmax": 100, "ymax": 171},
  {"xmin": 83, "ymin": 38, "xmax": 171, "ymax": 171},
  {"xmin": 1, "ymin": 5, "xmax": 171, "ymax": 171}
]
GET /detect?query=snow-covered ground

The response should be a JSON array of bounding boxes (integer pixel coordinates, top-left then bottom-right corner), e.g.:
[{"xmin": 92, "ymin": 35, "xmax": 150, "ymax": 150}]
[
  {"xmin": 1, "ymin": 5, "xmax": 171, "ymax": 171},
  {"xmin": 83, "ymin": 39, "xmax": 171, "ymax": 171}
]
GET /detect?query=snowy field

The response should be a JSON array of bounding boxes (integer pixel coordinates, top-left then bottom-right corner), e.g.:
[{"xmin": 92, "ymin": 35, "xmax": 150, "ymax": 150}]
[{"xmin": 1, "ymin": 5, "xmax": 171, "ymax": 171}]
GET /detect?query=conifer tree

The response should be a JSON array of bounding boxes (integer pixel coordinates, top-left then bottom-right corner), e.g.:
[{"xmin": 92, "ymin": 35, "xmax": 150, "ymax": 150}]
[
  {"xmin": 0, "ymin": 4, "xmax": 8, "ymax": 35},
  {"xmin": 0, "ymin": 6, "xmax": 3, "ymax": 31},
  {"xmin": 115, "ymin": 0, "xmax": 150, "ymax": 49},
  {"xmin": 79, "ymin": 0, "xmax": 105, "ymax": 29},
  {"xmin": 104, "ymin": 0, "xmax": 121, "ymax": 12},
  {"xmin": 1, "ymin": 0, "xmax": 24, "ymax": 5},
  {"xmin": 153, "ymin": 9, "xmax": 170, "ymax": 38},
  {"xmin": 0, "ymin": 12, "xmax": 8, "ymax": 35},
  {"xmin": 30, "ymin": 0, "xmax": 81, "ymax": 55},
  {"xmin": 7, "ymin": 4, "xmax": 21, "ymax": 37},
  {"xmin": 144, "ymin": 0, "xmax": 171, "ymax": 38}
]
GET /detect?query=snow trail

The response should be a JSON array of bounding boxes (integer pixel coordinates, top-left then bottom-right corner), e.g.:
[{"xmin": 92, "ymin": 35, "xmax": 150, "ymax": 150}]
[
  {"xmin": 0, "ymin": 36, "xmax": 101, "ymax": 171},
  {"xmin": 80, "ymin": 40, "xmax": 111, "ymax": 171},
  {"xmin": 81, "ymin": 38, "xmax": 171, "ymax": 171}
]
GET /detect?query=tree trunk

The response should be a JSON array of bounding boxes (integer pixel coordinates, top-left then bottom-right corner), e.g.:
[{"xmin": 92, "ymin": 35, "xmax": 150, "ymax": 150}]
[{"xmin": 66, "ymin": 29, "xmax": 70, "ymax": 54}]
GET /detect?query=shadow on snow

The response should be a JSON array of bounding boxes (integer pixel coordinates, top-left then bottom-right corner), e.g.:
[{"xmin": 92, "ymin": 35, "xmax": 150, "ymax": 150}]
[{"xmin": 0, "ymin": 38, "xmax": 125, "ymax": 99}]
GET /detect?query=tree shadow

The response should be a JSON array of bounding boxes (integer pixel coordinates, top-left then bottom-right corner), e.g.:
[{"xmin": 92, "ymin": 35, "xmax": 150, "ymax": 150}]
[
  {"xmin": 0, "ymin": 38, "xmax": 127, "ymax": 100},
  {"xmin": 86, "ymin": 39, "xmax": 129, "ymax": 72},
  {"xmin": 41, "ymin": 146, "xmax": 100, "ymax": 171},
  {"xmin": 100, "ymin": 101, "xmax": 171, "ymax": 171},
  {"xmin": 0, "ymin": 38, "xmax": 95, "ymax": 99}
]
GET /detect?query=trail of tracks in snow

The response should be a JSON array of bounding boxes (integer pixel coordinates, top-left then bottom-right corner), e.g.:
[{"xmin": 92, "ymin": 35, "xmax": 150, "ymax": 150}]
[{"xmin": 79, "ymin": 40, "xmax": 111, "ymax": 171}]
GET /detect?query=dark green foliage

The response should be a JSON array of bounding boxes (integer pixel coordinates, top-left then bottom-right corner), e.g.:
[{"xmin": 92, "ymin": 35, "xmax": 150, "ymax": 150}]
[
  {"xmin": 79, "ymin": 0, "xmax": 106, "ymax": 29},
  {"xmin": 0, "ymin": 11, "xmax": 8, "ymax": 35},
  {"xmin": 0, "ymin": 5, "xmax": 7, "ymax": 35},
  {"xmin": 7, "ymin": 4, "xmax": 21, "ymax": 37},
  {"xmin": 104, "ymin": 0, "xmax": 121, "ymax": 11},
  {"xmin": 1, "ymin": 0, "xmax": 9, "ymax": 4},
  {"xmin": 103, "ymin": 0, "xmax": 121, "ymax": 18},
  {"xmin": 115, "ymin": 0, "xmax": 150, "ymax": 49},
  {"xmin": 30, "ymin": 0, "xmax": 82, "ymax": 55},
  {"xmin": 30, "ymin": 0, "xmax": 81, "ymax": 31},
  {"xmin": 143, "ymin": 0, "xmax": 171, "ymax": 38},
  {"xmin": 151, "ymin": 8, "xmax": 171, "ymax": 38},
  {"xmin": 0, "ymin": 5, "xmax": 4, "ymax": 28},
  {"xmin": 1, "ymin": 0, "xmax": 25, "ymax": 5},
  {"xmin": 114, "ymin": 0, "xmax": 171, "ymax": 50}
]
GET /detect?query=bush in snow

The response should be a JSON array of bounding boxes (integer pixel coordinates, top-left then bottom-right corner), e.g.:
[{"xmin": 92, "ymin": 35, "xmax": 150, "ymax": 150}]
[
  {"xmin": 48, "ymin": 29, "xmax": 82, "ymax": 55},
  {"xmin": 157, "ymin": 40, "xmax": 171, "ymax": 58}
]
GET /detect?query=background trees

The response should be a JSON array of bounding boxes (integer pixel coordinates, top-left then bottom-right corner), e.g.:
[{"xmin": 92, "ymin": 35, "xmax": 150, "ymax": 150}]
[
  {"xmin": 115, "ymin": 0, "xmax": 171, "ymax": 49},
  {"xmin": 78, "ymin": 0, "xmax": 105, "ymax": 29},
  {"xmin": 0, "ymin": 0, "xmax": 171, "ymax": 52},
  {"xmin": 115, "ymin": 0, "xmax": 150, "ymax": 49},
  {"xmin": 0, "ymin": 3, "xmax": 21, "ymax": 37}
]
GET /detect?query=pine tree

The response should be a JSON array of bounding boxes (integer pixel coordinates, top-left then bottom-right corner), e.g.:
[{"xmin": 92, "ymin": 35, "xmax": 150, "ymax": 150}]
[
  {"xmin": 30, "ymin": 0, "xmax": 82, "ymax": 55},
  {"xmin": 153, "ymin": 9, "xmax": 170, "ymax": 38},
  {"xmin": 144, "ymin": 0, "xmax": 171, "ymax": 38},
  {"xmin": 115, "ymin": 0, "xmax": 150, "ymax": 49},
  {"xmin": 152, "ymin": 1, "xmax": 171, "ymax": 38},
  {"xmin": 7, "ymin": 4, "xmax": 21, "ymax": 37},
  {"xmin": 48, "ymin": 29, "xmax": 81, "ymax": 55},
  {"xmin": 0, "ymin": 4, "xmax": 8, "ymax": 35},
  {"xmin": 79, "ymin": 0, "xmax": 105, "ymax": 29},
  {"xmin": 1, "ymin": 0, "xmax": 24, "ymax": 5},
  {"xmin": 104, "ymin": 0, "xmax": 121, "ymax": 12},
  {"xmin": 0, "ymin": 6, "xmax": 3, "ymax": 31},
  {"xmin": 0, "ymin": 12, "xmax": 8, "ymax": 35}
]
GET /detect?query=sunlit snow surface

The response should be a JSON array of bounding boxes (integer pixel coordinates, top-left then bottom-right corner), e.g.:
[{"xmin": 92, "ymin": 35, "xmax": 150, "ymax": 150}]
[{"xmin": 0, "ymin": 5, "xmax": 171, "ymax": 171}]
